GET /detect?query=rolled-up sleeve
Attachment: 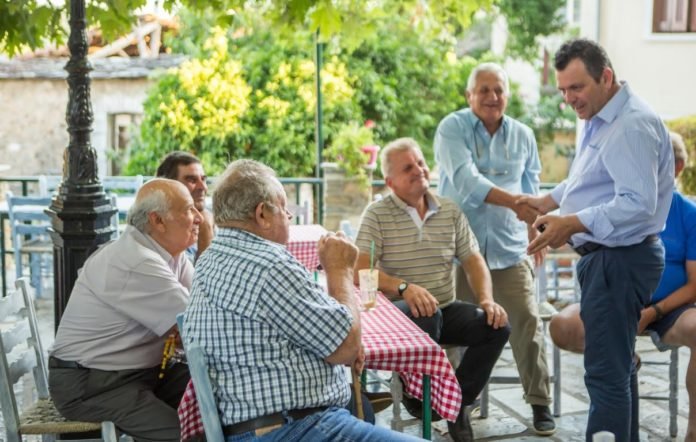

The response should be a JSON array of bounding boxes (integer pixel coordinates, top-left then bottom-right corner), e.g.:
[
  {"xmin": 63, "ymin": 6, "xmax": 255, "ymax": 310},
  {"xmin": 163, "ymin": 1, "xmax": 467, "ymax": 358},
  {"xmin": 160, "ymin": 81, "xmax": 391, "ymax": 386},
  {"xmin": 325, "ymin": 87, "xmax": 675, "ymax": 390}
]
[
  {"xmin": 435, "ymin": 115, "xmax": 495, "ymax": 208},
  {"xmin": 521, "ymin": 132, "xmax": 541, "ymax": 195}
]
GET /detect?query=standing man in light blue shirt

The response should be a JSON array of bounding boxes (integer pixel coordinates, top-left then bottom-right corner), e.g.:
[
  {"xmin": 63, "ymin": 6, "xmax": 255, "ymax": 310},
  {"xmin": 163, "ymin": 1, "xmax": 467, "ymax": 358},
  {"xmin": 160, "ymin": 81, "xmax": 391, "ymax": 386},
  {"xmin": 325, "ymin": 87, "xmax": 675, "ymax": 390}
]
[
  {"xmin": 520, "ymin": 39, "xmax": 674, "ymax": 442},
  {"xmin": 434, "ymin": 62, "xmax": 555, "ymax": 435}
]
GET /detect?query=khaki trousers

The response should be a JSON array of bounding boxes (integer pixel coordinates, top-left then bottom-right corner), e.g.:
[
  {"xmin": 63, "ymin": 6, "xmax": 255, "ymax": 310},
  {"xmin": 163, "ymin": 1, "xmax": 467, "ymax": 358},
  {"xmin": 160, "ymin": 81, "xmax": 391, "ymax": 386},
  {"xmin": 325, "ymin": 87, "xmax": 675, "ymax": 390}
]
[{"xmin": 456, "ymin": 259, "xmax": 551, "ymax": 406}]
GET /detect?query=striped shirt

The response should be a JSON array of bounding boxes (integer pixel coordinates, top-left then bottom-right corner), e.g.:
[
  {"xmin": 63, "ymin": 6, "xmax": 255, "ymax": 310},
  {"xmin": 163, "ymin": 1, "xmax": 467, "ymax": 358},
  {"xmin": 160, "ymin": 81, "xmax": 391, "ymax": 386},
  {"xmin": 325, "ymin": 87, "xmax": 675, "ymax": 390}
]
[
  {"xmin": 550, "ymin": 82, "xmax": 674, "ymax": 248},
  {"xmin": 356, "ymin": 192, "xmax": 479, "ymax": 307},
  {"xmin": 183, "ymin": 228, "xmax": 353, "ymax": 426}
]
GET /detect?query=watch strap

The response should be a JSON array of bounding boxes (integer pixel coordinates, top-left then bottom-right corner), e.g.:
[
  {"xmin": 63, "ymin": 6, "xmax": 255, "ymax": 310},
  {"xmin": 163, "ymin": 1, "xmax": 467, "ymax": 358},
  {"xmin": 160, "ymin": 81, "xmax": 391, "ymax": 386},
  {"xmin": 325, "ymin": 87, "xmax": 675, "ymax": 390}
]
[
  {"xmin": 651, "ymin": 303, "xmax": 665, "ymax": 320},
  {"xmin": 397, "ymin": 282, "xmax": 409, "ymax": 296}
]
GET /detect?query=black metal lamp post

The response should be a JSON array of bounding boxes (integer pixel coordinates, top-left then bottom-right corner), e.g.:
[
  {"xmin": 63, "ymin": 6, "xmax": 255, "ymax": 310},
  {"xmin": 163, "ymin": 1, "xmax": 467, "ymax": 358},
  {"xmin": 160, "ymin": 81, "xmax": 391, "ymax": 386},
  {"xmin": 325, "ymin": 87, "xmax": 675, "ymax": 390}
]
[{"xmin": 46, "ymin": 0, "xmax": 116, "ymax": 331}]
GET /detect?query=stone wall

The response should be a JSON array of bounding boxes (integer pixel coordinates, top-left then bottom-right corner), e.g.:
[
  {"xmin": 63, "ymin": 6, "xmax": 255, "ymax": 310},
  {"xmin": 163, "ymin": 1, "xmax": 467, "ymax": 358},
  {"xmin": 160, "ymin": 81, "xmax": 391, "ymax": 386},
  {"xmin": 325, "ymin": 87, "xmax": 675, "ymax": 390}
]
[
  {"xmin": 0, "ymin": 77, "xmax": 150, "ymax": 180},
  {"xmin": 321, "ymin": 162, "xmax": 372, "ymax": 231}
]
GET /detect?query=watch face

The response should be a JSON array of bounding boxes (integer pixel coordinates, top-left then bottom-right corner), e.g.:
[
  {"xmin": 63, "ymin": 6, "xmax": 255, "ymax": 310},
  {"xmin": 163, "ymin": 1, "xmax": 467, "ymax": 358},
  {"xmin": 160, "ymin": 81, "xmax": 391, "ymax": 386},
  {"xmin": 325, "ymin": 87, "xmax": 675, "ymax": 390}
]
[{"xmin": 398, "ymin": 282, "xmax": 407, "ymax": 293}]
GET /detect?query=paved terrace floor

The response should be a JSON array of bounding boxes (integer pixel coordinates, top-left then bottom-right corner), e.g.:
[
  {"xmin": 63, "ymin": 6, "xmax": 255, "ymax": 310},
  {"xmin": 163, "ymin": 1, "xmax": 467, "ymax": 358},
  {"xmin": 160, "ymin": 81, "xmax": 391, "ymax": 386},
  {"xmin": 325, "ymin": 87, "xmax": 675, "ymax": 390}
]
[{"xmin": 0, "ymin": 281, "xmax": 689, "ymax": 441}]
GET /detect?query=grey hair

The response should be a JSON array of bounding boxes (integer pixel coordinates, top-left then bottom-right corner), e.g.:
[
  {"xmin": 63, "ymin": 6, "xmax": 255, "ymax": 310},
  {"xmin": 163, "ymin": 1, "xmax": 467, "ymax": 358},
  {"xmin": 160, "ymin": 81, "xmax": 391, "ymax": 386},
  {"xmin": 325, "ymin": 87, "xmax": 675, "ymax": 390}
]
[
  {"xmin": 213, "ymin": 159, "xmax": 284, "ymax": 223},
  {"xmin": 380, "ymin": 137, "xmax": 424, "ymax": 178},
  {"xmin": 466, "ymin": 62, "xmax": 510, "ymax": 96},
  {"xmin": 670, "ymin": 131, "xmax": 688, "ymax": 165},
  {"xmin": 126, "ymin": 189, "xmax": 170, "ymax": 233}
]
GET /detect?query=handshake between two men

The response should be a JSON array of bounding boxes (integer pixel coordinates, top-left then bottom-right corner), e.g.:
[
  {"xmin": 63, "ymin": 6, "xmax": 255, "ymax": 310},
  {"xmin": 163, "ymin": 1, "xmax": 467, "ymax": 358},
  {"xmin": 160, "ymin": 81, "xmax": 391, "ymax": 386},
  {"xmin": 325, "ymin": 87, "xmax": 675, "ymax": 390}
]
[{"xmin": 513, "ymin": 193, "xmax": 589, "ymax": 259}]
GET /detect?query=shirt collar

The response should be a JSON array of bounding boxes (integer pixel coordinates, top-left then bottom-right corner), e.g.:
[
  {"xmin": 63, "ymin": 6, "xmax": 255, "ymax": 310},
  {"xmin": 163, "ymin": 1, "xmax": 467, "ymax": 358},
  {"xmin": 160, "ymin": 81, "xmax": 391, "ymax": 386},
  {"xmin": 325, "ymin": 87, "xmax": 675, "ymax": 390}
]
[
  {"xmin": 391, "ymin": 190, "xmax": 441, "ymax": 212},
  {"xmin": 136, "ymin": 230, "xmax": 178, "ymax": 273},
  {"xmin": 465, "ymin": 108, "xmax": 509, "ymax": 138},
  {"xmin": 593, "ymin": 81, "xmax": 630, "ymax": 126}
]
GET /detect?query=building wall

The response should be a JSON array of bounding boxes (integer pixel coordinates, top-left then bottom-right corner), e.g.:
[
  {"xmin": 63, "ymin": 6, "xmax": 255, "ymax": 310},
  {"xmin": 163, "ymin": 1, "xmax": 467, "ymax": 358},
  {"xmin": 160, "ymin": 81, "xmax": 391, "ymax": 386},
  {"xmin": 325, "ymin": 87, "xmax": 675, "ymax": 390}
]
[
  {"xmin": 0, "ymin": 78, "xmax": 150, "ymax": 178},
  {"xmin": 579, "ymin": 0, "xmax": 696, "ymax": 120}
]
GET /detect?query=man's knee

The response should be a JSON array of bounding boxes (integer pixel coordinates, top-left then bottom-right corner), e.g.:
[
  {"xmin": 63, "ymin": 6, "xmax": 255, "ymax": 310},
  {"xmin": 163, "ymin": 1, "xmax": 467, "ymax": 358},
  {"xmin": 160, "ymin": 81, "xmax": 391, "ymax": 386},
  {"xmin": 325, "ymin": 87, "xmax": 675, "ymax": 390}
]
[
  {"xmin": 413, "ymin": 309, "xmax": 444, "ymax": 341},
  {"xmin": 549, "ymin": 304, "xmax": 584, "ymax": 353}
]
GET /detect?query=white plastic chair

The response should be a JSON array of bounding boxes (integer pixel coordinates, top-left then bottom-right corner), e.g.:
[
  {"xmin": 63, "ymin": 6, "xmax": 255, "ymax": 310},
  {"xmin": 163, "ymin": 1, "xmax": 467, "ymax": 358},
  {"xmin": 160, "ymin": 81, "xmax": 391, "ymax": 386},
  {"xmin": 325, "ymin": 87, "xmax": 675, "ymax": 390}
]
[{"xmin": 0, "ymin": 278, "xmax": 118, "ymax": 442}]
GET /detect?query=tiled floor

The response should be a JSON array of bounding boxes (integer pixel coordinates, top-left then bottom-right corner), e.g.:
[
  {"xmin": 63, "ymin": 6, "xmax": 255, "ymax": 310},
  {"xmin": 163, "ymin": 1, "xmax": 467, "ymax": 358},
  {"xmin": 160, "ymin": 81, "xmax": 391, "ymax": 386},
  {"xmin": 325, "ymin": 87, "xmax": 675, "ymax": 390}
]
[{"xmin": 1, "ymin": 282, "xmax": 689, "ymax": 441}]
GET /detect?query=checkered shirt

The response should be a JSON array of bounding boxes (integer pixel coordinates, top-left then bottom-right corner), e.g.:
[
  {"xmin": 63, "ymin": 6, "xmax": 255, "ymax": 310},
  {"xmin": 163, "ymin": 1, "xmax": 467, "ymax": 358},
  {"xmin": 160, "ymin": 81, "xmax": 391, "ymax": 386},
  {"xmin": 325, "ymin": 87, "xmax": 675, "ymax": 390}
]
[{"xmin": 182, "ymin": 228, "xmax": 353, "ymax": 426}]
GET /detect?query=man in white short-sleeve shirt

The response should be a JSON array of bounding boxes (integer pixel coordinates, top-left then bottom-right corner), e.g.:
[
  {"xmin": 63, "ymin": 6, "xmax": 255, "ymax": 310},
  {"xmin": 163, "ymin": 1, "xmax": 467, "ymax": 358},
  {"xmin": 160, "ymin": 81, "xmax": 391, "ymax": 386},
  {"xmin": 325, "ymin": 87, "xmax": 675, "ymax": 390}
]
[{"xmin": 48, "ymin": 178, "xmax": 202, "ymax": 441}]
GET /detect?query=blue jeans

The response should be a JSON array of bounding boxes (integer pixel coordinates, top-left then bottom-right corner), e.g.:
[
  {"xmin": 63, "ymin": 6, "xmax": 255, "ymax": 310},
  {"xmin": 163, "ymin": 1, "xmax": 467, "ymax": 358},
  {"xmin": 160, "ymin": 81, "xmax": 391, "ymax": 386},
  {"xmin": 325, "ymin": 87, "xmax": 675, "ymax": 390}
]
[
  {"xmin": 224, "ymin": 407, "xmax": 424, "ymax": 441},
  {"xmin": 393, "ymin": 300, "xmax": 510, "ymax": 405},
  {"xmin": 577, "ymin": 239, "xmax": 664, "ymax": 442}
]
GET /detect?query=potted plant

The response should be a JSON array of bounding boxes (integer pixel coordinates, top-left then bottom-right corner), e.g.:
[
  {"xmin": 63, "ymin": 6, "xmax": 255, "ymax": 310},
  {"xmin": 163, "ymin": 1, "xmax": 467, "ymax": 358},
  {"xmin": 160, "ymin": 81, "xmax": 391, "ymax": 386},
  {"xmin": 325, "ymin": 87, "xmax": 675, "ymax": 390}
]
[{"xmin": 323, "ymin": 120, "xmax": 380, "ymax": 187}]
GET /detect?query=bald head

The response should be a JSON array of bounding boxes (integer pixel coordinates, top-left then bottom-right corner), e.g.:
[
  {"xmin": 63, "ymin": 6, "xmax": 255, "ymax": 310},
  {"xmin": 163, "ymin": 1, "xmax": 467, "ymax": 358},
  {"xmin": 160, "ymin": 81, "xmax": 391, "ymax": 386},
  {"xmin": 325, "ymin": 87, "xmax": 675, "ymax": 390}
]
[
  {"xmin": 126, "ymin": 178, "xmax": 202, "ymax": 256},
  {"xmin": 127, "ymin": 178, "xmax": 191, "ymax": 233}
]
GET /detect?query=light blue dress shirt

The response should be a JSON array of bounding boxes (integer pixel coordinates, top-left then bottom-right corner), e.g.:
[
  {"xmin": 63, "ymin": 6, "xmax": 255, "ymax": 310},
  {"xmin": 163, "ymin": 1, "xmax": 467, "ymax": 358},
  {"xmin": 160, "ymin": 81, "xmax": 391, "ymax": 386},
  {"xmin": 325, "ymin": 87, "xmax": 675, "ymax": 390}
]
[
  {"xmin": 435, "ymin": 108, "xmax": 541, "ymax": 269},
  {"xmin": 550, "ymin": 83, "xmax": 674, "ymax": 248}
]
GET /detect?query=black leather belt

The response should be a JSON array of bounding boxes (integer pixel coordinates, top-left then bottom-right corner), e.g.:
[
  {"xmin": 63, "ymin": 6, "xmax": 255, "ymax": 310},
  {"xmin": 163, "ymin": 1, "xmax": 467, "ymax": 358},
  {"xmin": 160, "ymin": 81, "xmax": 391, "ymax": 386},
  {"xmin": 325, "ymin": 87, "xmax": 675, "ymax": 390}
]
[
  {"xmin": 573, "ymin": 234, "xmax": 659, "ymax": 257},
  {"xmin": 48, "ymin": 356, "xmax": 86, "ymax": 369},
  {"xmin": 223, "ymin": 407, "xmax": 328, "ymax": 437}
]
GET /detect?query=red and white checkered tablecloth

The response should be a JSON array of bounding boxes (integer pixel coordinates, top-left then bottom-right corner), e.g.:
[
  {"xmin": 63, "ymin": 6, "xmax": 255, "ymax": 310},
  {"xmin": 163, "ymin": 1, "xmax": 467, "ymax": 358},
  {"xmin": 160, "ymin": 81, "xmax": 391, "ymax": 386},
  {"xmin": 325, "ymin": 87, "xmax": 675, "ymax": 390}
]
[
  {"xmin": 178, "ymin": 292, "xmax": 462, "ymax": 441},
  {"xmin": 286, "ymin": 224, "xmax": 327, "ymax": 271}
]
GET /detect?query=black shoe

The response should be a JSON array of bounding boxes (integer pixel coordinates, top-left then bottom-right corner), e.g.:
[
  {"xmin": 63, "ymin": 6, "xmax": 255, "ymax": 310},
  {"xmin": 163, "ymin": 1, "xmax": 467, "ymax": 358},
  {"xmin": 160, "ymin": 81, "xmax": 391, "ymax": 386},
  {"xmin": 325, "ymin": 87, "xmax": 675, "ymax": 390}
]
[
  {"xmin": 447, "ymin": 406, "xmax": 474, "ymax": 442},
  {"xmin": 531, "ymin": 404, "xmax": 556, "ymax": 436},
  {"xmin": 401, "ymin": 393, "xmax": 443, "ymax": 422}
]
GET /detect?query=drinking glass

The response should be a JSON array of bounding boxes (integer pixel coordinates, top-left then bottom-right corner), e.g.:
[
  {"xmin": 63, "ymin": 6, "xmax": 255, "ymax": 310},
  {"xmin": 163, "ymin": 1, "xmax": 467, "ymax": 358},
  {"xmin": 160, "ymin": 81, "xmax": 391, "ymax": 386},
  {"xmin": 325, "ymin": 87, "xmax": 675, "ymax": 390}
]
[{"xmin": 358, "ymin": 269, "xmax": 378, "ymax": 311}]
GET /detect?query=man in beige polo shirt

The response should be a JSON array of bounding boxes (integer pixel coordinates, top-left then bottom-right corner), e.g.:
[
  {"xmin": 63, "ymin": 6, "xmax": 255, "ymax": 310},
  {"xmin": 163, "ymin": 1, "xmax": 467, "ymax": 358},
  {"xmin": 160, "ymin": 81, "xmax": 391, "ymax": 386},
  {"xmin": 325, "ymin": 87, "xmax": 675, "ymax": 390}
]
[{"xmin": 355, "ymin": 137, "xmax": 510, "ymax": 442}]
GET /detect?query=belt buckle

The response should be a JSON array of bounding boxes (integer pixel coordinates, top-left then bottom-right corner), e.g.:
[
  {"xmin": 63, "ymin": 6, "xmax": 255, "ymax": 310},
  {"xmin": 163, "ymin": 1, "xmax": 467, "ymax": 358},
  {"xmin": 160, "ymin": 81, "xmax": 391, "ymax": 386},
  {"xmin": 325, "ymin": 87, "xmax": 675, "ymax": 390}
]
[{"xmin": 255, "ymin": 423, "xmax": 282, "ymax": 436}]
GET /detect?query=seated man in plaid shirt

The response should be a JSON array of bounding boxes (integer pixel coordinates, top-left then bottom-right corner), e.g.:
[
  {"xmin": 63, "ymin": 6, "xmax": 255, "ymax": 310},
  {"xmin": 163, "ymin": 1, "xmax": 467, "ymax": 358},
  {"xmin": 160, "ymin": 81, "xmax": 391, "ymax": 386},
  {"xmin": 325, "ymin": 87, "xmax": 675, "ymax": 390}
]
[
  {"xmin": 355, "ymin": 138, "xmax": 511, "ymax": 442},
  {"xmin": 183, "ymin": 159, "xmax": 421, "ymax": 441}
]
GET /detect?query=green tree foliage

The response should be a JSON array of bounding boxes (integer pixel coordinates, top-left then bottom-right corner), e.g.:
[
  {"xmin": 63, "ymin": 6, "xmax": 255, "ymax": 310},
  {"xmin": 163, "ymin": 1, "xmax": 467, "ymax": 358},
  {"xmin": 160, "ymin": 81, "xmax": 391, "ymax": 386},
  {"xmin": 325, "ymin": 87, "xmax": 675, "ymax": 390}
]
[
  {"xmin": 125, "ymin": 26, "xmax": 362, "ymax": 177},
  {"xmin": 0, "ymin": 0, "xmax": 494, "ymax": 56},
  {"xmin": 496, "ymin": 0, "xmax": 567, "ymax": 59},
  {"xmin": 127, "ymin": 11, "xmax": 491, "ymax": 177}
]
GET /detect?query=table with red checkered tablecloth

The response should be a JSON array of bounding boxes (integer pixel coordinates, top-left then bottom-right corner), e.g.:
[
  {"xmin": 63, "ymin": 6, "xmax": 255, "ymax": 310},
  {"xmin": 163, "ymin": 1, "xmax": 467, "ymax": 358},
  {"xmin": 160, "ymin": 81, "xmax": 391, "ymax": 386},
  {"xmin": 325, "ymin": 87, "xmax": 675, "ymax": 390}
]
[
  {"xmin": 177, "ymin": 291, "xmax": 461, "ymax": 440},
  {"xmin": 286, "ymin": 224, "xmax": 327, "ymax": 271}
]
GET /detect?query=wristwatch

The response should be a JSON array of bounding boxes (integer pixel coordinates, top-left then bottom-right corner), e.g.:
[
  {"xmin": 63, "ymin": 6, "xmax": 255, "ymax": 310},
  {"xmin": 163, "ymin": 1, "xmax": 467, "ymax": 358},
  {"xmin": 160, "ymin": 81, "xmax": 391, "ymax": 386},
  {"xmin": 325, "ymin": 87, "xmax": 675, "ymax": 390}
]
[
  {"xmin": 651, "ymin": 303, "xmax": 665, "ymax": 320},
  {"xmin": 397, "ymin": 281, "xmax": 409, "ymax": 297}
]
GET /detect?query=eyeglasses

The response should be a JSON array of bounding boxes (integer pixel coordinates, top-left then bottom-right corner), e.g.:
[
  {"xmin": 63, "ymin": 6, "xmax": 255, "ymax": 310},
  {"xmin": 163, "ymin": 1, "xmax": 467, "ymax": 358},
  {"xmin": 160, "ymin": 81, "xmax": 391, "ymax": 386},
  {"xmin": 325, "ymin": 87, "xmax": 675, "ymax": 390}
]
[{"xmin": 472, "ymin": 121, "xmax": 510, "ymax": 176}]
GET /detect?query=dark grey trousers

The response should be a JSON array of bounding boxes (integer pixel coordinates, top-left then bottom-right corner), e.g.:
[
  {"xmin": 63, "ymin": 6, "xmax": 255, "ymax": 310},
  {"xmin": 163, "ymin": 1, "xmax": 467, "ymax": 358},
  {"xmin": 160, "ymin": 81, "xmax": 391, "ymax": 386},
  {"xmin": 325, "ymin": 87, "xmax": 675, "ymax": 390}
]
[{"xmin": 49, "ymin": 362, "xmax": 190, "ymax": 442}]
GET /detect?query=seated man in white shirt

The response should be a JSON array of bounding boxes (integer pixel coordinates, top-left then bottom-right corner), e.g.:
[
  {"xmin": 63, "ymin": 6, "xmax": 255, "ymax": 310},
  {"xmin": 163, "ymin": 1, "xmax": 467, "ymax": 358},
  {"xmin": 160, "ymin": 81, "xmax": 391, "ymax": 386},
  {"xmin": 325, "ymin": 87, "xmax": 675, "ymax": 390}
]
[{"xmin": 48, "ymin": 178, "xmax": 202, "ymax": 441}]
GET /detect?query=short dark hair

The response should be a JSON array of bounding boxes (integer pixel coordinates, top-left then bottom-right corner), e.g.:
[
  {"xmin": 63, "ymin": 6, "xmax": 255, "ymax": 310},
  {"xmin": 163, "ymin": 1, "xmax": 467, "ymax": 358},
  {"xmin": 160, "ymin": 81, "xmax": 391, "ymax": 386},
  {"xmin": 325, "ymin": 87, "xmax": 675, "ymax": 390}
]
[
  {"xmin": 554, "ymin": 38, "xmax": 616, "ymax": 84},
  {"xmin": 156, "ymin": 151, "xmax": 201, "ymax": 179}
]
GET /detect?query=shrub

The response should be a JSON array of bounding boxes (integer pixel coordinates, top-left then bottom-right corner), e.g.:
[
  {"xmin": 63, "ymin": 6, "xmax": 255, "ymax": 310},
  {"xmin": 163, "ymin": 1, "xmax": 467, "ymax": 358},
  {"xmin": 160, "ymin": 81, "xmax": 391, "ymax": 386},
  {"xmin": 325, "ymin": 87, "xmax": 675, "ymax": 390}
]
[{"xmin": 666, "ymin": 116, "xmax": 696, "ymax": 195}]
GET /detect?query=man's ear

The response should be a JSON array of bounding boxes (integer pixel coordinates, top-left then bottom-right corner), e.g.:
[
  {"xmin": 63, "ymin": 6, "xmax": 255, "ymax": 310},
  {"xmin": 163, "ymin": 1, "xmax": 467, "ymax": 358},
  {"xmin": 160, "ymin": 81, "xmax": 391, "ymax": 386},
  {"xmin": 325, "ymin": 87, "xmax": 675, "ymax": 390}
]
[
  {"xmin": 385, "ymin": 176, "xmax": 393, "ymax": 190},
  {"xmin": 254, "ymin": 202, "xmax": 270, "ymax": 229},
  {"xmin": 601, "ymin": 67, "xmax": 614, "ymax": 89},
  {"xmin": 148, "ymin": 211, "xmax": 166, "ymax": 233}
]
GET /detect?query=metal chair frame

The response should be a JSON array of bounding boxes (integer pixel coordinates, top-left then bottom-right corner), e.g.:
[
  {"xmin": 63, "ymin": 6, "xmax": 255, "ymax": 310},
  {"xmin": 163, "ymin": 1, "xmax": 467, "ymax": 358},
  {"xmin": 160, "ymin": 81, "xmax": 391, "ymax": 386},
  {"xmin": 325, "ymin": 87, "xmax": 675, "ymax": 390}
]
[{"xmin": 638, "ymin": 336, "xmax": 679, "ymax": 438}]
